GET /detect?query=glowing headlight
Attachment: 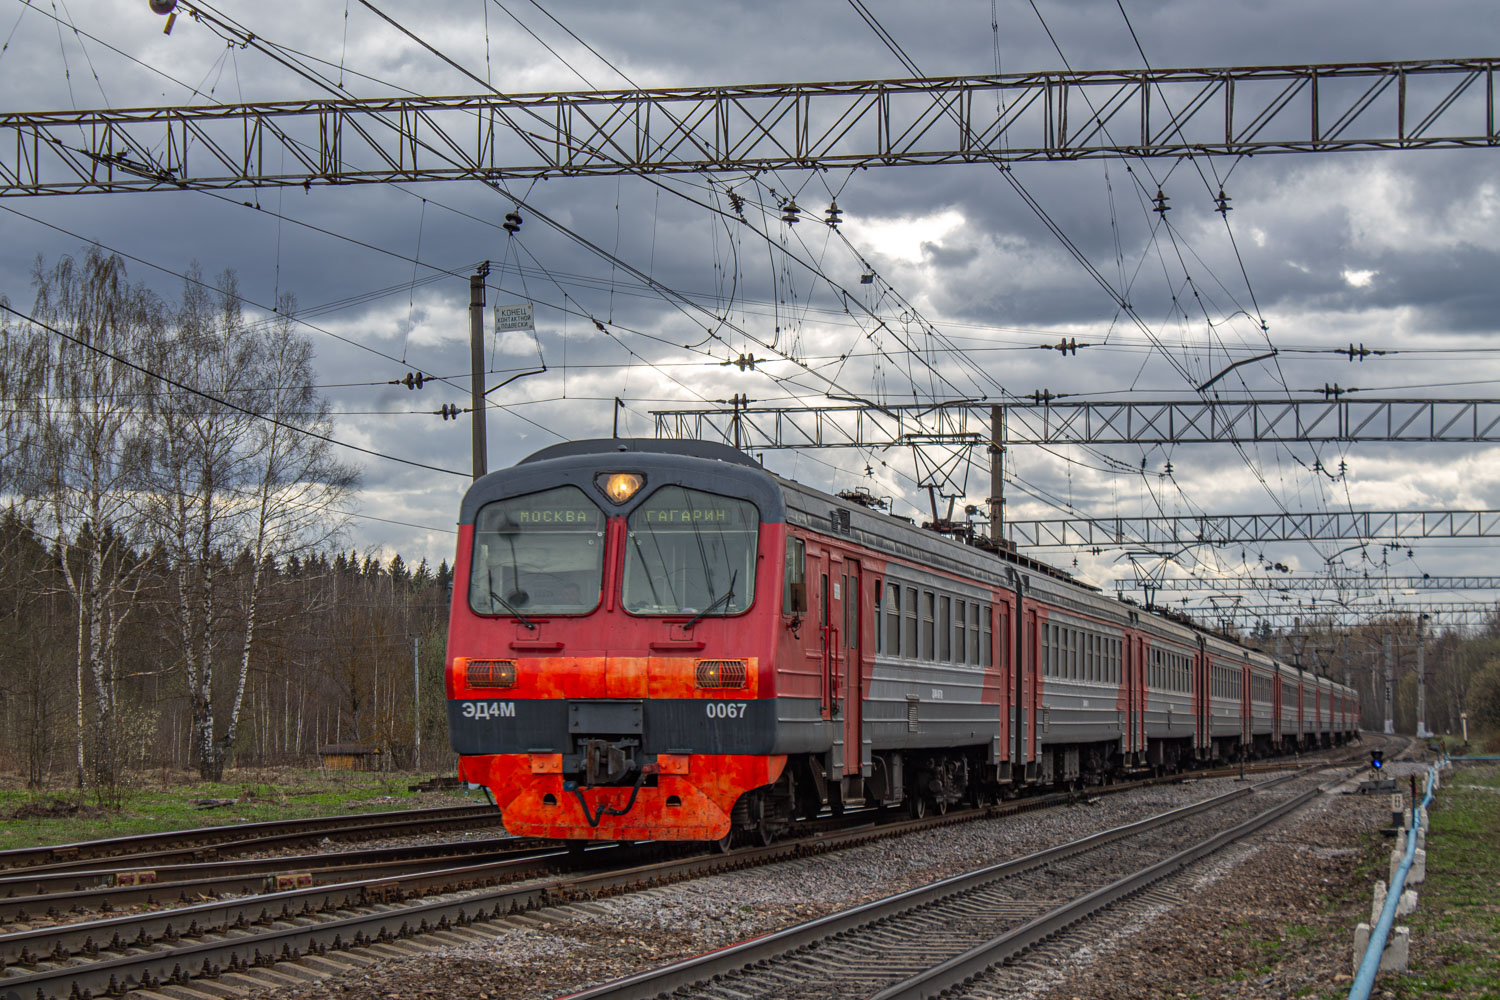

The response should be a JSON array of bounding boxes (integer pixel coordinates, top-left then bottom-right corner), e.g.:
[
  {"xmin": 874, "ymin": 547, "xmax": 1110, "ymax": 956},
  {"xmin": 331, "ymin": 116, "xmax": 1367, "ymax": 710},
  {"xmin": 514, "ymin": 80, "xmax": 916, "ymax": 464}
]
[{"xmin": 598, "ymin": 472, "xmax": 644, "ymax": 504}]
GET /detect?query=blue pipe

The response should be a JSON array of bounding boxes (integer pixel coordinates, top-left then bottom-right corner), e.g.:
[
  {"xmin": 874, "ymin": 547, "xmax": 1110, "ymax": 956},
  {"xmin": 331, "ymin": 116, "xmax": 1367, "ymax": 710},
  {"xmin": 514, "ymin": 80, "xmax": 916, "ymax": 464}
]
[{"xmin": 1347, "ymin": 762, "xmax": 1439, "ymax": 1000}]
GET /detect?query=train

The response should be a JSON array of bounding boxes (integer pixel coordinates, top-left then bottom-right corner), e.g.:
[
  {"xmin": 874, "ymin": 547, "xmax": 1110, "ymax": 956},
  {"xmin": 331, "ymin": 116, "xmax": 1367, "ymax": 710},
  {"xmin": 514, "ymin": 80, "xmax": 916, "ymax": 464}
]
[{"xmin": 444, "ymin": 439, "xmax": 1360, "ymax": 845}]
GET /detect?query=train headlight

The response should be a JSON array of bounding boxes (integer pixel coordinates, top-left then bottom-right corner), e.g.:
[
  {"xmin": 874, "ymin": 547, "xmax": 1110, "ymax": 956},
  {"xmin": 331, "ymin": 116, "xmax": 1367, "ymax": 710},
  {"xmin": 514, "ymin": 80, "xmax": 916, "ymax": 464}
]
[
  {"xmin": 597, "ymin": 472, "xmax": 644, "ymax": 504},
  {"xmin": 465, "ymin": 658, "xmax": 518, "ymax": 688},
  {"xmin": 695, "ymin": 659, "xmax": 748, "ymax": 689}
]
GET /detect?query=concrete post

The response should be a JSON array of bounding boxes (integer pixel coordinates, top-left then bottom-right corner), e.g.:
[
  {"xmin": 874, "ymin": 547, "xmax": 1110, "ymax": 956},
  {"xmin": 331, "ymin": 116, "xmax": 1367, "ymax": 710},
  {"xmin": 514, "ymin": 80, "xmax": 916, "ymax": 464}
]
[
  {"xmin": 469, "ymin": 262, "xmax": 490, "ymax": 480},
  {"xmin": 1383, "ymin": 632, "xmax": 1395, "ymax": 735},
  {"xmin": 1416, "ymin": 618, "xmax": 1431, "ymax": 739},
  {"xmin": 989, "ymin": 405, "xmax": 1005, "ymax": 541}
]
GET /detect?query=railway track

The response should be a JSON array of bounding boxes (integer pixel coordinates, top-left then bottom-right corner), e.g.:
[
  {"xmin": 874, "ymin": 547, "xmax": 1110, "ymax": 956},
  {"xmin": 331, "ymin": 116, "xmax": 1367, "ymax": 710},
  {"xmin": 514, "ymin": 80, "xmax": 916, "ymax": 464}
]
[
  {"xmin": 0, "ymin": 838, "xmax": 573, "ymax": 926},
  {"xmin": 0, "ymin": 742, "xmax": 1383, "ymax": 1000},
  {"xmin": 0, "ymin": 756, "xmax": 1325, "ymax": 928},
  {"xmin": 0, "ymin": 804, "xmax": 506, "ymax": 877},
  {"xmin": 564, "ymin": 767, "xmax": 1344, "ymax": 1000}
]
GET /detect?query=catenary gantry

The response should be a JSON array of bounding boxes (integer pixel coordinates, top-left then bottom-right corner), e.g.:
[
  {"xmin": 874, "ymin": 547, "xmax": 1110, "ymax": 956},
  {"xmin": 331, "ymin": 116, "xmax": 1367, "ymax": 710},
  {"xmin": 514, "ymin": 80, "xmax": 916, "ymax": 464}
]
[
  {"xmin": 2, "ymin": 59, "xmax": 1498, "ymax": 195},
  {"xmin": 1007, "ymin": 508, "xmax": 1500, "ymax": 548},
  {"xmin": 1113, "ymin": 575, "xmax": 1500, "ymax": 593},
  {"xmin": 652, "ymin": 398, "xmax": 1500, "ymax": 448},
  {"xmin": 1178, "ymin": 600, "xmax": 1499, "ymax": 628}
]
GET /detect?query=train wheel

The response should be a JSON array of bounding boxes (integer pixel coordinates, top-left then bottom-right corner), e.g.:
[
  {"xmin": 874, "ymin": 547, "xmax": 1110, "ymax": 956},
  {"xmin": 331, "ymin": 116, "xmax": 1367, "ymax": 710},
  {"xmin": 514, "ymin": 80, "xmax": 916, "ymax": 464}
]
[
  {"xmin": 935, "ymin": 796, "xmax": 948, "ymax": 815},
  {"xmin": 713, "ymin": 832, "xmax": 734, "ymax": 853},
  {"xmin": 755, "ymin": 819, "xmax": 774, "ymax": 847},
  {"xmin": 909, "ymin": 795, "xmax": 927, "ymax": 819}
]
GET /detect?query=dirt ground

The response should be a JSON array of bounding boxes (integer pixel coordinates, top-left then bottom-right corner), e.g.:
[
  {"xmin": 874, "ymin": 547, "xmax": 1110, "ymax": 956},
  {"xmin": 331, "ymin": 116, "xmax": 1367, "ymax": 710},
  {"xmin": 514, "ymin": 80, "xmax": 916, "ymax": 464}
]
[{"xmin": 1030, "ymin": 765, "xmax": 1451, "ymax": 1000}]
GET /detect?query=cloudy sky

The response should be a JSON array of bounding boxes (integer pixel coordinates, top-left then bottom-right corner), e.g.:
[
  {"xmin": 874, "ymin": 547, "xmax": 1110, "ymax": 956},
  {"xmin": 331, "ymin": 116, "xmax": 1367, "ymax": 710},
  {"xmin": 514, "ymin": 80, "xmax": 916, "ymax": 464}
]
[{"xmin": 4, "ymin": 0, "xmax": 1500, "ymax": 624}]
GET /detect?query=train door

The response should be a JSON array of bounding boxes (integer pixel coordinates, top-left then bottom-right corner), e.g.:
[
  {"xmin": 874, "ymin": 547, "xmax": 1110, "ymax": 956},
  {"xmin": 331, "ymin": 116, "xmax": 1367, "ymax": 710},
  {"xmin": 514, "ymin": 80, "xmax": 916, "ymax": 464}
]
[
  {"xmin": 1124, "ymin": 634, "xmax": 1139, "ymax": 759},
  {"xmin": 996, "ymin": 598, "xmax": 1013, "ymax": 780},
  {"xmin": 1130, "ymin": 634, "xmax": 1147, "ymax": 757},
  {"xmin": 1271, "ymin": 669, "xmax": 1282, "ymax": 747},
  {"xmin": 1020, "ymin": 602, "xmax": 1032, "ymax": 773},
  {"xmin": 1195, "ymin": 645, "xmax": 1210, "ymax": 758},
  {"xmin": 1240, "ymin": 665, "xmax": 1250, "ymax": 755},
  {"xmin": 841, "ymin": 559, "xmax": 865, "ymax": 779},
  {"xmin": 815, "ymin": 550, "xmax": 842, "ymax": 732}
]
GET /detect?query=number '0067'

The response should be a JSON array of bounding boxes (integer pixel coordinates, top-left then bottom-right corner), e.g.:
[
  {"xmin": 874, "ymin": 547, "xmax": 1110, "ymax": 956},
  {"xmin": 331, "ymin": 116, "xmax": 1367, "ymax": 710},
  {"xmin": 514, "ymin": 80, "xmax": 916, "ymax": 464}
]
[{"xmin": 705, "ymin": 702, "xmax": 748, "ymax": 719}]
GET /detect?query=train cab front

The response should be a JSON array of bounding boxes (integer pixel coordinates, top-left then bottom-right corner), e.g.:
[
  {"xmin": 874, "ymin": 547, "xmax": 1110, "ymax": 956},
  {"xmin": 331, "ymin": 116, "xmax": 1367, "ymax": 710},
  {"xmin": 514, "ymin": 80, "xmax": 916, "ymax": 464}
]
[{"xmin": 444, "ymin": 440, "xmax": 788, "ymax": 843}]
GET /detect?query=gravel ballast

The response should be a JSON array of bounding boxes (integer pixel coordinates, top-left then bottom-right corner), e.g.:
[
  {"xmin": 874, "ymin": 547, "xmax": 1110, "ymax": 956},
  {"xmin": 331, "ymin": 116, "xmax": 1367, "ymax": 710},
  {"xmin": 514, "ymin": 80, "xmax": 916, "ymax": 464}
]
[{"xmin": 234, "ymin": 765, "xmax": 1387, "ymax": 1000}]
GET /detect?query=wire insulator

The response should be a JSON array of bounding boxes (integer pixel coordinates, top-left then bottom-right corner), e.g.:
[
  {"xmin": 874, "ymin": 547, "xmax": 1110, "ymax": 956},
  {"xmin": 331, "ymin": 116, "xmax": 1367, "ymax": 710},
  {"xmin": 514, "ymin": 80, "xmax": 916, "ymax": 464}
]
[
  {"xmin": 1153, "ymin": 188, "xmax": 1170, "ymax": 214},
  {"xmin": 781, "ymin": 199, "xmax": 800, "ymax": 225},
  {"xmin": 825, "ymin": 201, "xmax": 843, "ymax": 228},
  {"xmin": 503, "ymin": 211, "xmax": 523, "ymax": 234}
]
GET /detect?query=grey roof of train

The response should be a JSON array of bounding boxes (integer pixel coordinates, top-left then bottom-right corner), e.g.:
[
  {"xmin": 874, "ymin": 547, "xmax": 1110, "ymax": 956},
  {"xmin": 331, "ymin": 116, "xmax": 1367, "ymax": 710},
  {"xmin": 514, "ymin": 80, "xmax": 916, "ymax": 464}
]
[{"xmin": 481, "ymin": 440, "xmax": 1344, "ymax": 689}]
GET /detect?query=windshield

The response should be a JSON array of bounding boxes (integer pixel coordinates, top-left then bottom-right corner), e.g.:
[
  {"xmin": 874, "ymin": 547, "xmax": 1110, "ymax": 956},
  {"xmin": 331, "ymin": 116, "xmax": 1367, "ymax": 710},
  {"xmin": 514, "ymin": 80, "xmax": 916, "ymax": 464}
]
[
  {"xmin": 469, "ymin": 485, "xmax": 605, "ymax": 616},
  {"xmin": 622, "ymin": 485, "xmax": 759, "ymax": 616}
]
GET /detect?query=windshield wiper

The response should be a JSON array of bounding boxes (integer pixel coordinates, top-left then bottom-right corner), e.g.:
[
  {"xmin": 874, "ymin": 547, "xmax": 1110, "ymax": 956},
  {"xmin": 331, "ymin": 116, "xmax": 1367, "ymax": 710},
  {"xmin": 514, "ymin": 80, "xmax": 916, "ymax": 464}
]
[
  {"xmin": 488, "ymin": 567, "xmax": 537, "ymax": 630},
  {"xmin": 684, "ymin": 570, "xmax": 737, "ymax": 631}
]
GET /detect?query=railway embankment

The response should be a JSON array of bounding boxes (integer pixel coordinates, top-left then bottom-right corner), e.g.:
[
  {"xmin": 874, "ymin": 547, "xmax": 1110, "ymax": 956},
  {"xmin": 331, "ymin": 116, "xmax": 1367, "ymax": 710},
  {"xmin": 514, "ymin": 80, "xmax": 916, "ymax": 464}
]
[
  {"xmin": 0, "ymin": 769, "xmax": 477, "ymax": 851},
  {"xmin": 1012, "ymin": 753, "xmax": 1499, "ymax": 1000},
  {"xmin": 1382, "ymin": 759, "xmax": 1500, "ymax": 999}
]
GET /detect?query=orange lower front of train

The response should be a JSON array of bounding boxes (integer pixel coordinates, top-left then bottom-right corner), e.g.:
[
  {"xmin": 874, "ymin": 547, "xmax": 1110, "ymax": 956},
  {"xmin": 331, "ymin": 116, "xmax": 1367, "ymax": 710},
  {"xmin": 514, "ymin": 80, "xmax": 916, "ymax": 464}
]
[
  {"xmin": 458, "ymin": 751, "xmax": 786, "ymax": 841},
  {"xmin": 445, "ymin": 653, "xmax": 784, "ymax": 842}
]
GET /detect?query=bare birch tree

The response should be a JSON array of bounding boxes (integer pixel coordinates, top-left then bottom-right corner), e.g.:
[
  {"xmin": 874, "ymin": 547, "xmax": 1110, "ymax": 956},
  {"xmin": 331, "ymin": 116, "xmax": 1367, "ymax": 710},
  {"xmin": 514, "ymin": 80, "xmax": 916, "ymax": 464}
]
[
  {"xmin": 216, "ymin": 295, "xmax": 357, "ymax": 779},
  {"xmin": 145, "ymin": 281, "xmax": 358, "ymax": 780},
  {"xmin": 5, "ymin": 249, "xmax": 159, "ymax": 800}
]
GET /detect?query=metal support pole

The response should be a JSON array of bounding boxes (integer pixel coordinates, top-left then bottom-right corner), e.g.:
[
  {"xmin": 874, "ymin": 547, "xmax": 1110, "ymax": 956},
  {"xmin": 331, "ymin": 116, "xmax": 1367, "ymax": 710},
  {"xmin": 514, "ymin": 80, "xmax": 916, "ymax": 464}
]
[
  {"xmin": 1415, "ymin": 616, "xmax": 1430, "ymax": 738},
  {"xmin": 412, "ymin": 635, "xmax": 421, "ymax": 769},
  {"xmin": 1383, "ymin": 632, "xmax": 1395, "ymax": 735},
  {"xmin": 1341, "ymin": 633, "xmax": 1351, "ymax": 689},
  {"xmin": 469, "ymin": 261, "xmax": 490, "ymax": 480},
  {"xmin": 989, "ymin": 405, "xmax": 1005, "ymax": 540}
]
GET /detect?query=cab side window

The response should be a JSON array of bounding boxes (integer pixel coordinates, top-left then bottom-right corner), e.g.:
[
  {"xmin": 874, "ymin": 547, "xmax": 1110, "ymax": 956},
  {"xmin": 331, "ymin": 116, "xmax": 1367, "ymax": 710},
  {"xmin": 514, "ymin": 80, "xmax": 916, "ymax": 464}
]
[{"xmin": 784, "ymin": 536, "xmax": 806, "ymax": 614}]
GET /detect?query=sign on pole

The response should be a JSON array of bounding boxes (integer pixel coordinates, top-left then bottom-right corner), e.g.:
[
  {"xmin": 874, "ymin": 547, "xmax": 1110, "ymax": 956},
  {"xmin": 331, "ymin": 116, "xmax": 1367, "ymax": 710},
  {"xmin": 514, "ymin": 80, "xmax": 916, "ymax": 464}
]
[{"xmin": 495, "ymin": 301, "xmax": 535, "ymax": 333}]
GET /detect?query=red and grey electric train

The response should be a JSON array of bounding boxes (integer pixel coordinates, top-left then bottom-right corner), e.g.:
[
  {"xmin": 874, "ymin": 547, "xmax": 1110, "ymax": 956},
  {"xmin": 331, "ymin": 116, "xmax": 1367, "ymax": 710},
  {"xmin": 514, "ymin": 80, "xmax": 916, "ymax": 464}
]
[{"xmin": 444, "ymin": 439, "xmax": 1359, "ymax": 844}]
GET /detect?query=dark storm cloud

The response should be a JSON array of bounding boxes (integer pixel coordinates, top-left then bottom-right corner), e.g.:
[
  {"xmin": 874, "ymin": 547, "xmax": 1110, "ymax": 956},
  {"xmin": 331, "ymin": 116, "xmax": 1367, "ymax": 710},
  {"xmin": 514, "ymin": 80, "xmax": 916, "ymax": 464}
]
[{"xmin": 6, "ymin": 0, "xmax": 1500, "ymax": 593}]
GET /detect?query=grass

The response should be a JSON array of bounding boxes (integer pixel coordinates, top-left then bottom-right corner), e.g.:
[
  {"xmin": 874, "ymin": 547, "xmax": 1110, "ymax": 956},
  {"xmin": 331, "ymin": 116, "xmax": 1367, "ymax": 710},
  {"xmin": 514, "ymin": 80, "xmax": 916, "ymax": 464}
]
[
  {"xmin": 0, "ymin": 767, "xmax": 481, "ymax": 850},
  {"xmin": 1386, "ymin": 763, "xmax": 1500, "ymax": 1000}
]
